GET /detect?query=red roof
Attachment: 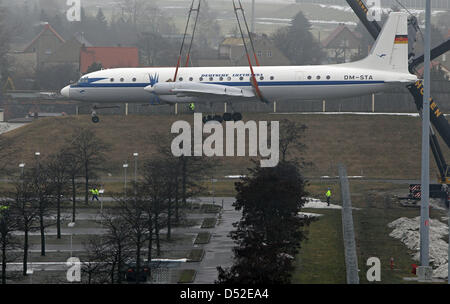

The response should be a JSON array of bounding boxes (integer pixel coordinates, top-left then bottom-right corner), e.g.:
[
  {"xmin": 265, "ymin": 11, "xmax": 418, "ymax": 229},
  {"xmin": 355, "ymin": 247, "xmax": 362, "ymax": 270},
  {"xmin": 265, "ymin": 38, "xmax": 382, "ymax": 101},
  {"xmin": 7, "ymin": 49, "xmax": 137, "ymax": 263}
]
[
  {"xmin": 24, "ymin": 23, "xmax": 65, "ymax": 53},
  {"xmin": 80, "ymin": 47, "xmax": 140, "ymax": 74}
]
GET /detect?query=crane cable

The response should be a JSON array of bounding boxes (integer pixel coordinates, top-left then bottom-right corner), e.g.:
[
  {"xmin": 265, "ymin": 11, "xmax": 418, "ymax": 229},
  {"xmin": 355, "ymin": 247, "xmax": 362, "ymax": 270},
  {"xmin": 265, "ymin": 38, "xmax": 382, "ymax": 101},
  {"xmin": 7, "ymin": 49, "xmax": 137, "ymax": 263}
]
[
  {"xmin": 232, "ymin": 0, "xmax": 268, "ymax": 103},
  {"xmin": 184, "ymin": 0, "xmax": 201, "ymax": 67},
  {"xmin": 173, "ymin": 0, "xmax": 199, "ymax": 82}
]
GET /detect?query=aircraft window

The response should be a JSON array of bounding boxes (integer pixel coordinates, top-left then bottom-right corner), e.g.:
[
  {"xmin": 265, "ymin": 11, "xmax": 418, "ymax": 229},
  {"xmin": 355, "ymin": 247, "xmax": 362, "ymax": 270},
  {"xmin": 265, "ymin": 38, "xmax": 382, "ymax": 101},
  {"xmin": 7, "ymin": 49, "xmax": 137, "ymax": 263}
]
[
  {"xmin": 316, "ymin": 76, "xmax": 321, "ymax": 80},
  {"xmin": 260, "ymin": 76, "xmax": 264, "ymax": 81},
  {"xmin": 270, "ymin": 76, "xmax": 274, "ymax": 80},
  {"xmin": 120, "ymin": 78, "xmax": 124, "ymax": 82},
  {"xmin": 132, "ymin": 78, "xmax": 137, "ymax": 82},
  {"xmin": 189, "ymin": 77, "xmax": 193, "ymax": 81},
  {"xmin": 307, "ymin": 76, "xmax": 312, "ymax": 80},
  {"xmin": 219, "ymin": 77, "xmax": 224, "ymax": 81},
  {"xmin": 227, "ymin": 76, "xmax": 232, "ymax": 81},
  {"xmin": 326, "ymin": 75, "xmax": 331, "ymax": 80},
  {"xmin": 179, "ymin": 77, "xmax": 183, "ymax": 81},
  {"xmin": 239, "ymin": 76, "xmax": 244, "ymax": 81},
  {"xmin": 110, "ymin": 78, "xmax": 114, "ymax": 82},
  {"xmin": 199, "ymin": 77, "xmax": 204, "ymax": 81},
  {"xmin": 209, "ymin": 77, "xmax": 214, "ymax": 81}
]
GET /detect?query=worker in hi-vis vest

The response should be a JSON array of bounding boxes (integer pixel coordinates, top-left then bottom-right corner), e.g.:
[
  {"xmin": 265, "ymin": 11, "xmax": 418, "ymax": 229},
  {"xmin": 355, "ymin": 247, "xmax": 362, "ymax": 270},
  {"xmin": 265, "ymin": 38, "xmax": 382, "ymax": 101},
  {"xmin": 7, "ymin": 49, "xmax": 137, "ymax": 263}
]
[
  {"xmin": 189, "ymin": 103, "xmax": 195, "ymax": 111},
  {"xmin": 326, "ymin": 188, "xmax": 331, "ymax": 206},
  {"xmin": 90, "ymin": 187, "xmax": 100, "ymax": 202}
]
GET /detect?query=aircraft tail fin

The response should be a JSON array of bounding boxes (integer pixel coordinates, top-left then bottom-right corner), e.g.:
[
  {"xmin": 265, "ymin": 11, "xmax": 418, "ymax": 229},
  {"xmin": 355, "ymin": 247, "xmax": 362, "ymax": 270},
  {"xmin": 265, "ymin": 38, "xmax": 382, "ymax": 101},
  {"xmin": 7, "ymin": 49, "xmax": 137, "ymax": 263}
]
[{"xmin": 360, "ymin": 12, "xmax": 409, "ymax": 73}]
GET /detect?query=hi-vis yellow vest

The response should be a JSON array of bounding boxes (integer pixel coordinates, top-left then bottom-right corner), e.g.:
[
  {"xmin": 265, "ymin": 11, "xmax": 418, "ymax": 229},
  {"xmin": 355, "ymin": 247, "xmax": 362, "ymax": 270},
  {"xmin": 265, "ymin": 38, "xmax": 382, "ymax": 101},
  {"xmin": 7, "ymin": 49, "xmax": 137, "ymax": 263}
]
[{"xmin": 326, "ymin": 190, "xmax": 331, "ymax": 197}]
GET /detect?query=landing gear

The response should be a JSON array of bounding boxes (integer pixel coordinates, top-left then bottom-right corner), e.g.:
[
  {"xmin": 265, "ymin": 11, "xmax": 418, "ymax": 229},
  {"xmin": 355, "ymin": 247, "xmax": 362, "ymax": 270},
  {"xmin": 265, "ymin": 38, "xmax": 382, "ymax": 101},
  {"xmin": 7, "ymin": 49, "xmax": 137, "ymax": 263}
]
[
  {"xmin": 203, "ymin": 113, "xmax": 242, "ymax": 123},
  {"xmin": 89, "ymin": 105, "xmax": 120, "ymax": 123},
  {"xmin": 91, "ymin": 110, "xmax": 100, "ymax": 124}
]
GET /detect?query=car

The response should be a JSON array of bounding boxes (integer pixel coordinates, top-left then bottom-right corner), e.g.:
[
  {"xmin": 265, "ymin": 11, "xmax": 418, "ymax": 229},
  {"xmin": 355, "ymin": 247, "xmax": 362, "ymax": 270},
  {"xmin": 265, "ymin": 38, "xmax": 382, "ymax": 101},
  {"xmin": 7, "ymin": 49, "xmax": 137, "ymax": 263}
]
[{"xmin": 122, "ymin": 260, "xmax": 150, "ymax": 283}]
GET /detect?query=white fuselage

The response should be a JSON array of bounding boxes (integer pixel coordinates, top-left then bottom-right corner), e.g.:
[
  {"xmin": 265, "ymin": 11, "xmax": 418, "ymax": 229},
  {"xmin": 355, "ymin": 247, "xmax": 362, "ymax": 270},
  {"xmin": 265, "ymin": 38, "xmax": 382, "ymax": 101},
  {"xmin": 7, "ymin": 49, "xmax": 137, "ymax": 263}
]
[{"xmin": 62, "ymin": 64, "xmax": 417, "ymax": 105}]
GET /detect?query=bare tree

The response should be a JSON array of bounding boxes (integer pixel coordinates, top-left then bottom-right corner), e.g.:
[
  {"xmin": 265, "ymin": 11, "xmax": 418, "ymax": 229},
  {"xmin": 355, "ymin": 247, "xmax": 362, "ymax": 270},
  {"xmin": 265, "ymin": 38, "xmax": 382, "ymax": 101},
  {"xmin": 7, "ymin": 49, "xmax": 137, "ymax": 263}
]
[
  {"xmin": 278, "ymin": 119, "xmax": 308, "ymax": 163},
  {"xmin": 63, "ymin": 147, "xmax": 82, "ymax": 223},
  {"xmin": 99, "ymin": 211, "xmax": 132, "ymax": 283},
  {"xmin": 0, "ymin": 202, "xmax": 19, "ymax": 284},
  {"xmin": 10, "ymin": 177, "xmax": 40, "ymax": 276},
  {"xmin": 29, "ymin": 161, "xmax": 54, "ymax": 256},
  {"xmin": 81, "ymin": 238, "xmax": 111, "ymax": 284},
  {"xmin": 69, "ymin": 128, "xmax": 109, "ymax": 206},
  {"xmin": 142, "ymin": 159, "xmax": 171, "ymax": 256},
  {"xmin": 47, "ymin": 151, "xmax": 71, "ymax": 239},
  {"xmin": 116, "ymin": 195, "xmax": 150, "ymax": 284}
]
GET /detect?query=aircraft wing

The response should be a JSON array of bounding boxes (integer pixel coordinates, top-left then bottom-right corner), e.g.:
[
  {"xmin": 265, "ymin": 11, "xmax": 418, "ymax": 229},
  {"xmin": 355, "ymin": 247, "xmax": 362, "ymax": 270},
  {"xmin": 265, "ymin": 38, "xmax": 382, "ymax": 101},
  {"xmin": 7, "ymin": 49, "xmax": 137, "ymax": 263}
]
[{"xmin": 144, "ymin": 82, "xmax": 255, "ymax": 101}]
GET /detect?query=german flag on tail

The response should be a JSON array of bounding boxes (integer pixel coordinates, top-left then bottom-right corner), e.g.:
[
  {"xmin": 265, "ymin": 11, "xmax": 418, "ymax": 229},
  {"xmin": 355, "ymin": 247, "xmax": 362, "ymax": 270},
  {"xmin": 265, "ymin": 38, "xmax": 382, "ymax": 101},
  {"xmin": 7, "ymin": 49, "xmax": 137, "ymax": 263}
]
[{"xmin": 394, "ymin": 35, "xmax": 408, "ymax": 44}]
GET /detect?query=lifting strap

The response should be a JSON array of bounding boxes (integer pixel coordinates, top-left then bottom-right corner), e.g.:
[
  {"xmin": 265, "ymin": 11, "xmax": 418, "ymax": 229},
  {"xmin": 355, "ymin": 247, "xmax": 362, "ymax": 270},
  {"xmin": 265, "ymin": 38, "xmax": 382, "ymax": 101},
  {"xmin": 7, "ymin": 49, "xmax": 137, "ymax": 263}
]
[
  {"xmin": 232, "ymin": 0, "xmax": 269, "ymax": 103},
  {"xmin": 173, "ymin": 0, "xmax": 201, "ymax": 82}
]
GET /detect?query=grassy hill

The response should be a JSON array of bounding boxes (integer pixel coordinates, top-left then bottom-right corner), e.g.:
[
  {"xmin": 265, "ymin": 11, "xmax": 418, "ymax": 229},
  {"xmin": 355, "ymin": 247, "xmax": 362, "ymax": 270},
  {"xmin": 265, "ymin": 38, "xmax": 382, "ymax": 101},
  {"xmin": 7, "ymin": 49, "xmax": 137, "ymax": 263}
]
[{"xmin": 1, "ymin": 113, "xmax": 447, "ymax": 181}]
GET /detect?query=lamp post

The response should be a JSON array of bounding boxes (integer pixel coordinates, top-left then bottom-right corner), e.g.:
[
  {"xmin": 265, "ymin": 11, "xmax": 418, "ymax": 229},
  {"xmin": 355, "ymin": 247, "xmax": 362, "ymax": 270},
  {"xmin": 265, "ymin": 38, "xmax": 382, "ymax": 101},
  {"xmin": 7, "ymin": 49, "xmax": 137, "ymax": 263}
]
[
  {"xmin": 34, "ymin": 152, "xmax": 40, "ymax": 166},
  {"xmin": 68, "ymin": 222, "xmax": 76, "ymax": 258},
  {"xmin": 19, "ymin": 163, "xmax": 25, "ymax": 184},
  {"xmin": 419, "ymin": 0, "xmax": 432, "ymax": 281},
  {"xmin": 133, "ymin": 153, "xmax": 138, "ymax": 195},
  {"xmin": 211, "ymin": 177, "xmax": 217, "ymax": 205},
  {"xmin": 123, "ymin": 163, "xmax": 129, "ymax": 198},
  {"xmin": 34, "ymin": 152, "xmax": 40, "ymax": 178},
  {"xmin": 19, "ymin": 163, "xmax": 25, "ymax": 176}
]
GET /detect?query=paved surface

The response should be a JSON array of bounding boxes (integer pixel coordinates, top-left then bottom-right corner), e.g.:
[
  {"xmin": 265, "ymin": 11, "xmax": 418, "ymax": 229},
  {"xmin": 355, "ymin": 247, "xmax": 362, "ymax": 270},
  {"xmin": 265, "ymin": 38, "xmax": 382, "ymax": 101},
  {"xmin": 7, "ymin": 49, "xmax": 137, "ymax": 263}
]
[
  {"xmin": 7, "ymin": 197, "xmax": 242, "ymax": 284},
  {"xmin": 338, "ymin": 164, "xmax": 360, "ymax": 284},
  {"xmin": 177, "ymin": 197, "xmax": 241, "ymax": 284}
]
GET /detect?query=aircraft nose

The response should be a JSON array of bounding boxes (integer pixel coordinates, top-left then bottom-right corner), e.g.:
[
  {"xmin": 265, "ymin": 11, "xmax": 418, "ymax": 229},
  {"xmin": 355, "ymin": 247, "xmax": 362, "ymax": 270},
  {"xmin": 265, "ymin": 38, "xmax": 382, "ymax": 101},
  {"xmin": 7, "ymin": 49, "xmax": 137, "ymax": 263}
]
[{"xmin": 61, "ymin": 85, "xmax": 70, "ymax": 98}]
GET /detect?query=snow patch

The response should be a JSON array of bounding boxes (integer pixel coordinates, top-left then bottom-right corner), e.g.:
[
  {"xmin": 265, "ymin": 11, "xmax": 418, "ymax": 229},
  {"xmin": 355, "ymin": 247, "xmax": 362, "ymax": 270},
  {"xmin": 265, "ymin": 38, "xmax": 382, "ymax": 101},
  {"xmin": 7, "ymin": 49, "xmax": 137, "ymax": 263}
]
[
  {"xmin": 388, "ymin": 216, "xmax": 449, "ymax": 279},
  {"xmin": 303, "ymin": 197, "xmax": 342, "ymax": 210},
  {"xmin": 298, "ymin": 212, "xmax": 323, "ymax": 219},
  {"xmin": 0, "ymin": 123, "xmax": 25, "ymax": 135}
]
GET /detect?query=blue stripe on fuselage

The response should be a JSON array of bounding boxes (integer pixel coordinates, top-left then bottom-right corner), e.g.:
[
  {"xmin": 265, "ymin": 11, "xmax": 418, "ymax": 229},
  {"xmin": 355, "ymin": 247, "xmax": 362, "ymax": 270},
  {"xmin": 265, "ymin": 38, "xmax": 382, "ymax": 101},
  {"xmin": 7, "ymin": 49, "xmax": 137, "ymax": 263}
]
[{"xmin": 71, "ymin": 80, "xmax": 385, "ymax": 89}]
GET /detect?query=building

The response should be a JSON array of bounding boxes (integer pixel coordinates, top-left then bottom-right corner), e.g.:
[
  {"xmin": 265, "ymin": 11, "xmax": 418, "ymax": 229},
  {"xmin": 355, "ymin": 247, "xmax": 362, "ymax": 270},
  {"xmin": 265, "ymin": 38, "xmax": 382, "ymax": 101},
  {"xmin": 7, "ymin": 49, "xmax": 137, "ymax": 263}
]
[
  {"xmin": 23, "ymin": 23, "xmax": 65, "ymax": 68},
  {"xmin": 44, "ymin": 32, "xmax": 93, "ymax": 69},
  {"xmin": 79, "ymin": 47, "xmax": 140, "ymax": 74},
  {"xmin": 196, "ymin": 35, "xmax": 290, "ymax": 67},
  {"xmin": 322, "ymin": 24, "xmax": 362, "ymax": 63}
]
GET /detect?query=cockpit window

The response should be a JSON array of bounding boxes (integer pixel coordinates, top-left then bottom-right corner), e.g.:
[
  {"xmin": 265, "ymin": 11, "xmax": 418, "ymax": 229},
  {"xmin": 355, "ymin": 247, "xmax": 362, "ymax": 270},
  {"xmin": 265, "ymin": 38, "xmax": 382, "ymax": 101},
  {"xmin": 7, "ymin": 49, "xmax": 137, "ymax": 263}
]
[{"xmin": 78, "ymin": 77, "xmax": 89, "ymax": 84}]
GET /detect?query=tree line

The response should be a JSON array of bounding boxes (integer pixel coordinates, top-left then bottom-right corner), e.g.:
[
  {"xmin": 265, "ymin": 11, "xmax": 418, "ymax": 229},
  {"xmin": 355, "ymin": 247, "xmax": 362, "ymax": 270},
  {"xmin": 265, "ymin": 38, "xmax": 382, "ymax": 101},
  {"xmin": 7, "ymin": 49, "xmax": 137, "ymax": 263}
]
[{"xmin": 0, "ymin": 127, "xmax": 215, "ymax": 284}]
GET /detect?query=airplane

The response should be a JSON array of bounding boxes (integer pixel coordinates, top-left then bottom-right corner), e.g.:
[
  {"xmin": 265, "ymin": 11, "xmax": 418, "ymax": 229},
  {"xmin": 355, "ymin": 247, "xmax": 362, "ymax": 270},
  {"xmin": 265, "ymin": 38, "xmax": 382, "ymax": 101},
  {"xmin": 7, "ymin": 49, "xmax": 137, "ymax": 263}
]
[{"xmin": 61, "ymin": 12, "xmax": 417, "ymax": 123}]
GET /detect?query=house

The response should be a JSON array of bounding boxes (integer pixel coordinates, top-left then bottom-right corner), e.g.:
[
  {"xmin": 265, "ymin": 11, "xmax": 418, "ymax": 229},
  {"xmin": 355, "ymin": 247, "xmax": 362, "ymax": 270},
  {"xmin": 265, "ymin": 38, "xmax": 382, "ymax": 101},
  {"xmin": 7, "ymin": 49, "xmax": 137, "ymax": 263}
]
[
  {"xmin": 80, "ymin": 47, "xmax": 140, "ymax": 74},
  {"xmin": 44, "ymin": 32, "xmax": 93, "ymax": 69},
  {"xmin": 23, "ymin": 23, "xmax": 65, "ymax": 68},
  {"xmin": 322, "ymin": 24, "xmax": 362, "ymax": 63},
  {"xmin": 196, "ymin": 35, "xmax": 290, "ymax": 67}
]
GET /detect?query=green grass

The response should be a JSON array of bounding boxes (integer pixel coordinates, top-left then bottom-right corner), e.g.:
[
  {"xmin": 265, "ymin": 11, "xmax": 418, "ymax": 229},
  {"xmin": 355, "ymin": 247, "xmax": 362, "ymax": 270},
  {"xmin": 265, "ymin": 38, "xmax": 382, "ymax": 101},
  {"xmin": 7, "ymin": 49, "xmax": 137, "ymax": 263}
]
[
  {"xmin": 201, "ymin": 218, "xmax": 217, "ymax": 229},
  {"xmin": 292, "ymin": 209, "xmax": 346, "ymax": 284},
  {"xmin": 187, "ymin": 249, "xmax": 205, "ymax": 262},
  {"xmin": 292, "ymin": 181, "xmax": 447, "ymax": 284},
  {"xmin": 178, "ymin": 269, "xmax": 197, "ymax": 284},
  {"xmin": 347, "ymin": 181, "xmax": 436, "ymax": 284},
  {"xmin": 194, "ymin": 232, "xmax": 211, "ymax": 245},
  {"xmin": 2, "ymin": 114, "xmax": 447, "ymax": 181}
]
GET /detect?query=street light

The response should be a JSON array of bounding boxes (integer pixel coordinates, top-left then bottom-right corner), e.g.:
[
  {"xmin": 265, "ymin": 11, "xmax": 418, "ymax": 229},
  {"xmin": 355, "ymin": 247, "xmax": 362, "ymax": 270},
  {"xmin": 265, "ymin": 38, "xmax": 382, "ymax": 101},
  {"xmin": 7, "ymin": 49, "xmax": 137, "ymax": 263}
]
[
  {"xmin": 68, "ymin": 222, "xmax": 76, "ymax": 258},
  {"xmin": 133, "ymin": 153, "xmax": 139, "ymax": 195},
  {"xmin": 211, "ymin": 177, "xmax": 217, "ymax": 205},
  {"xmin": 34, "ymin": 152, "xmax": 40, "ymax": 170},
  {"xmin": 123, "ymin": 163, "xmax": 129, "ymax": 197},
  {"xmin": 19, "ymin": 163, "xmax": 25, "ymax": 178}
]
